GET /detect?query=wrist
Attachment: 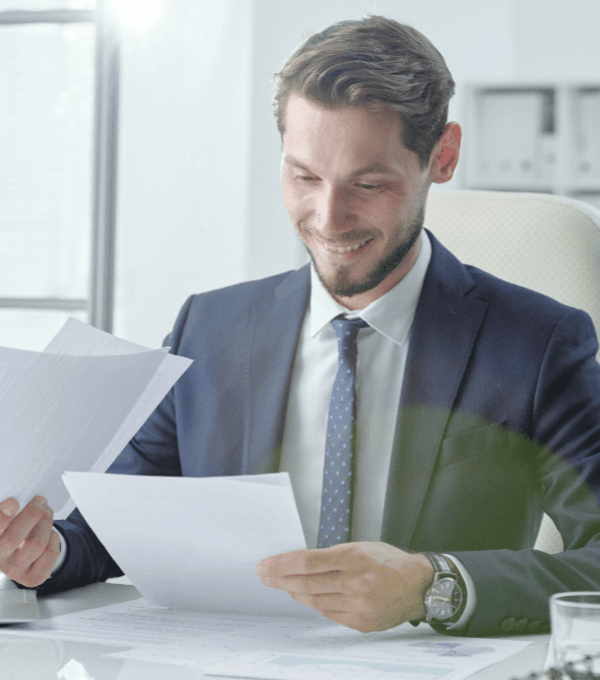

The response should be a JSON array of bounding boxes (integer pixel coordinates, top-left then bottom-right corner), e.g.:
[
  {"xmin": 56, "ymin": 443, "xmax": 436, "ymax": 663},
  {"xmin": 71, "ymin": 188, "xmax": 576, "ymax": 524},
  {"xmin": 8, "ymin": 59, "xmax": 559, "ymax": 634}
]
[
  {"xmin": 50, "ymin": 526, "xmax": 67, "ymax": 577},
  {"xmin": 442, "ymin": 555, "xmax": 468, "ymax": 623},
  {"xmin": 410, "ymin": 552, "xmax": 435, "ymax": 621}
]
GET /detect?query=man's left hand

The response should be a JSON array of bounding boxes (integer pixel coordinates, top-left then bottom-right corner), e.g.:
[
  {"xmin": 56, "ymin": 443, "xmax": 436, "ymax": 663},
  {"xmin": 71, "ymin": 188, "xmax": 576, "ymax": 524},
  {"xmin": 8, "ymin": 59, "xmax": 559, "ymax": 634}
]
[{"xmin": 256, "ymin": 542, "xmax": 434, "ymax": 633}]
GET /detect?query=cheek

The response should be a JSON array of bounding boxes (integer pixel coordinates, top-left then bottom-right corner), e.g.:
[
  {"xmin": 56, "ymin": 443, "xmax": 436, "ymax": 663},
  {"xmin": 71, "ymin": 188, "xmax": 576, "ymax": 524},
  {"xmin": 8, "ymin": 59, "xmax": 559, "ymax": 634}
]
[
  {"xmin": 282, "ymin": 185, "xmax": 313, "ymax": 223},
  {"xmin": 281, "ymin": 175, "xmax": 299, "ymax": 207},
  {"xmin": 362, "ymin": 196, "xmax": 403, "ymax": 231}
]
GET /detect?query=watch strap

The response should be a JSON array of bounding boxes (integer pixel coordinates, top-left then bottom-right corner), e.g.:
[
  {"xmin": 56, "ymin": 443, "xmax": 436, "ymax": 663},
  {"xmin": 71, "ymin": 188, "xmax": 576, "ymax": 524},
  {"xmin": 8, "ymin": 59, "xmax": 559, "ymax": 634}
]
[{"xmin": 422, "ymin": 552, "xmax": 454, "ymax": 578}]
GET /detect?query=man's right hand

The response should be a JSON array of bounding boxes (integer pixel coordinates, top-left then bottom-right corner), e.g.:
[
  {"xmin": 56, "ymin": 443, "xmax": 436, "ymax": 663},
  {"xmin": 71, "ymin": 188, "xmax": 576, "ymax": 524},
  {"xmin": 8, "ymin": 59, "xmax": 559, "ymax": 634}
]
[{"xmin": 0, "ymin": 496, "xmax": 60, "ymax": 588}]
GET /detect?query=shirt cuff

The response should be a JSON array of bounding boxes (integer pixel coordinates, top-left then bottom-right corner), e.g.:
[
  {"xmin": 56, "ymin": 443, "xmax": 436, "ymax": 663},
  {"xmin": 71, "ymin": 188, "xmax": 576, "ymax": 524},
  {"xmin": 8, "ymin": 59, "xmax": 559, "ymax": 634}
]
[
  {"xmin": 51, "ymin": 526, "xmax": 68, "ymax": 576},
  {"xmin": 442, "ymin": 553, "xmax": 476, "ymax": 630}
]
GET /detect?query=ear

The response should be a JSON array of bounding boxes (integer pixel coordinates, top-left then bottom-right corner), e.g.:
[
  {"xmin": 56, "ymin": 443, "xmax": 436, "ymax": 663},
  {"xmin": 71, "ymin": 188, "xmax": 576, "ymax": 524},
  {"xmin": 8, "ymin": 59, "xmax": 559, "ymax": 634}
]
[{"xmin": 430, "ymin": 122, "xmax": 462, "ymax": 184}]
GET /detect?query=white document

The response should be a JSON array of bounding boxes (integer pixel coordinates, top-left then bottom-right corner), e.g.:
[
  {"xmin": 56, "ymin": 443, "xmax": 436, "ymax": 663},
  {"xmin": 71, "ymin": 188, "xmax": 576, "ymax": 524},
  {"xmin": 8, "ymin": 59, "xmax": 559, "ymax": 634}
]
[
  {"xmin": 109, "ymin": 609, "xmax": 530, "ymax": 679},
  {"xmin": 2, "ymin": 597, "xmax": 282, "ymax": 647},
  {"xmin": 0, "ymin": 318, "xmax": 192, "ymax": 516},
  {"xmin": 115, "ymin": 659, "xmax": 201, "ymax": 680},
  {"xmin": 1, "ymin": 596, "xmax": 530, "ymax": 680},
  {"xmin": 0, "ymin": 346, "xmax": 39, "ymax": 400},
  {"xmin": 202, "ymin": 641, "xmax": 531, "ymax": 680},
  {"xmin": 62, "ymin": 471, "xmax": 316, "ymax": 617}
]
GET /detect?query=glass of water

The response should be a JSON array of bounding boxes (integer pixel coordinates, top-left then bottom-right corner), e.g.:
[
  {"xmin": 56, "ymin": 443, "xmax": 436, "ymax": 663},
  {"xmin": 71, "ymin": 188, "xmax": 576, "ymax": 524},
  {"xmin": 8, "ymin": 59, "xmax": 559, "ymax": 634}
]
[{"xmin": 550, "ymin": 592, "xmax": 600, "ymax": 677}]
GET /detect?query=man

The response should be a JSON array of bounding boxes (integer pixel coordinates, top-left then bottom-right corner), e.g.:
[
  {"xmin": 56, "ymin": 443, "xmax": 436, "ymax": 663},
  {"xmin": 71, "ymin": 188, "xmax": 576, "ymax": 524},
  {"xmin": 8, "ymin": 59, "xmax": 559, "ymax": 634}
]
[{"xmin": 1, "ymin": 16, "xmax": 600, "ymax": 637}]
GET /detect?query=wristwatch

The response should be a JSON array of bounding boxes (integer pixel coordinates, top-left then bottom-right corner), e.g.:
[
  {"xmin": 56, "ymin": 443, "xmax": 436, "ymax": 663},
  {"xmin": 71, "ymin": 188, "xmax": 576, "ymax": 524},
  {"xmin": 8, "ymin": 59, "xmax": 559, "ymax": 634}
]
[{"xmin": 422, "ymin": 552, "xmax": 464, "ymax": 623}]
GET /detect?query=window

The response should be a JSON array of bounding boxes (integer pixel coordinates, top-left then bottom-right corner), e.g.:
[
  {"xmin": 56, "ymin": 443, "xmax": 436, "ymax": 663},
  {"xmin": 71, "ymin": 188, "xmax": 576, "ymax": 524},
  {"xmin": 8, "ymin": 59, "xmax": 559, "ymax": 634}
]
[{"xmin": 0, "ymin": 0, "xmax": 117, "ymax": 349}]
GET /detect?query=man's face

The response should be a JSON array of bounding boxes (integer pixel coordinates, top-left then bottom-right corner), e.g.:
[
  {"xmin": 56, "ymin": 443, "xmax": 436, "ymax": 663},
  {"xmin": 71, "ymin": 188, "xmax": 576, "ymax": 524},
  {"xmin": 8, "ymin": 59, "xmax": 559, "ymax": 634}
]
[{"xmin": 281, "ymin": 95, "xmax": 433, "ymax": 309}]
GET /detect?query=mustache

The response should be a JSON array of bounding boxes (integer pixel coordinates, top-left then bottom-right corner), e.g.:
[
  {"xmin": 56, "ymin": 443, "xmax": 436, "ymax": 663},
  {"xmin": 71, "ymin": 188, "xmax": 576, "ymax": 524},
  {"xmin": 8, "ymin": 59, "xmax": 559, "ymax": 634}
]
[{"xmin": 303, "ymin": 228, "xmax": 378, "ymax": 245}]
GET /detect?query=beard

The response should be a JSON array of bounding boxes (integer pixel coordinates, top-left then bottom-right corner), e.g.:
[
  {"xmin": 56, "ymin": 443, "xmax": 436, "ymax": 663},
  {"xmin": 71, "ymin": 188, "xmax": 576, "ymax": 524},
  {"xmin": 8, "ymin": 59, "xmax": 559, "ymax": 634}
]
[{"xmin": 304, "ymin": 205, "xmax": 425, "ymax": 299}]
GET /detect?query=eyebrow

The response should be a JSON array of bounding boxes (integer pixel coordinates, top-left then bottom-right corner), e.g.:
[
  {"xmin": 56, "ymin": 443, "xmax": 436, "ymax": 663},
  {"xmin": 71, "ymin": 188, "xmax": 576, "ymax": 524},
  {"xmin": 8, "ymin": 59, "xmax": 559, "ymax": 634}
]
[
  {"xmin": 283, "ymin": 155, "xmax": 312, "ymax": 172},
  {"xmin": 350, "ymin": 162, "xmax": 398, "ymax": 177},
  {"xmin": 283, "ymin": 155, "xmax": 398, "ymax": 177}
]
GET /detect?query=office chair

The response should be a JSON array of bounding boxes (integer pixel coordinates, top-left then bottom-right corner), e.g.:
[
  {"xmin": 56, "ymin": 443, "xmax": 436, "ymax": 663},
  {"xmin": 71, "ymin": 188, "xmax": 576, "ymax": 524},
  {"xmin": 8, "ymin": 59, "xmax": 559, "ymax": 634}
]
[{"xmin": 424, "ymin": 189, "xmax": 600, "ymax": 554}]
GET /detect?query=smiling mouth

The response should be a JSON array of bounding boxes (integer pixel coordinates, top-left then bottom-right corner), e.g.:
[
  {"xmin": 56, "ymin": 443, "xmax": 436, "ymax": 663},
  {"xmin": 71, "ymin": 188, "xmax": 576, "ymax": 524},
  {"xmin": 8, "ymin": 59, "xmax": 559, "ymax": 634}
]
[{"xmin": 320, "ymin": 237, "xmax": 374, "ymax": 254}]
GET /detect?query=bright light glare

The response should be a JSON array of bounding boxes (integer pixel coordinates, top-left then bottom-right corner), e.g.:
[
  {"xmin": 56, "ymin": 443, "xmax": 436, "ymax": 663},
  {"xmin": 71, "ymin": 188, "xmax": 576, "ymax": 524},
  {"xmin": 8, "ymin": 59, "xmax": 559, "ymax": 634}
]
[{"xmin": 110, "ymin": 0, "xmax": 164, "ymax": 31}]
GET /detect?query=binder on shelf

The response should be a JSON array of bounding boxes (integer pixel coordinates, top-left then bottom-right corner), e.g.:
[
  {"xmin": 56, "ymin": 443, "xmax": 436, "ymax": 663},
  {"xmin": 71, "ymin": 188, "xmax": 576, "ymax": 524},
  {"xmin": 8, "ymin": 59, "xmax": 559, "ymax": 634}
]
[
  {"xmin": 476, "ymin": 90, "xmax": 555, "ymax": 187},
  {"xmin": 540, "ymin": 131, "xmax": 557, "ymax": 183},
  {"xmin": 465, "ymin": 82, "xmax": 600, "ymax": 207},
  {"xmin": 573, "ymin": 89, "xmax": 600, "ymax": 183}
]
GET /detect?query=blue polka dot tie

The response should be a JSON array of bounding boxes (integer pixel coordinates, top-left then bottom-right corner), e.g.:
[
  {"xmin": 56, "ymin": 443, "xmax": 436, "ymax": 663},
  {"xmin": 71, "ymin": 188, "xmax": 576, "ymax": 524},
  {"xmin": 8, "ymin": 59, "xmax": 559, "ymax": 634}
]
[{"xmin": 317, "ymin": 316, "xmax": 369, "ymax": 549}]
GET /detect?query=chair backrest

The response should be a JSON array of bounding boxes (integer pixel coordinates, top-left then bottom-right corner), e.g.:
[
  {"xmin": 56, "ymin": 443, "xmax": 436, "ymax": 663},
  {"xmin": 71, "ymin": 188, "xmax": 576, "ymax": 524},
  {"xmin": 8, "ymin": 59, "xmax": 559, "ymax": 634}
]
[
  {"xmin": 424, "ymin": 190, "xmax": 600, "ymax": 351},
  {"xmin": 423, "ymin": 190, "xmax": 600, "ymax": 554}
]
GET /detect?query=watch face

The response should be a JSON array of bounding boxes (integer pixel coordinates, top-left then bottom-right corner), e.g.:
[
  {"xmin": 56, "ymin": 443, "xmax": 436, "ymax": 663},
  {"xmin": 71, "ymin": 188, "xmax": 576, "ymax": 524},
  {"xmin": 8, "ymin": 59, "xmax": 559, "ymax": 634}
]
[{"xmin": 426, "ymin": 577, "xmax": 463, "ymax": 621}]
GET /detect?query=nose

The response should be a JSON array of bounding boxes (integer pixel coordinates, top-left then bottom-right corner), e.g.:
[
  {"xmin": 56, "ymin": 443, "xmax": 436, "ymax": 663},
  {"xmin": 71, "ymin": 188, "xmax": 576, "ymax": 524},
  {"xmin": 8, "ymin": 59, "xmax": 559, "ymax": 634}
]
[{"xmin": 314, "ymin": 185, "xmax": 350, "ymax": 238}]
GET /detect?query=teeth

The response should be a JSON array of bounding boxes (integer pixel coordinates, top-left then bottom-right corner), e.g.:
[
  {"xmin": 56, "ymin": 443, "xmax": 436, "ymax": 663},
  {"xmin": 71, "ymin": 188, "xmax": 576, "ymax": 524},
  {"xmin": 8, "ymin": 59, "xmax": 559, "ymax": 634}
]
[{"xmin": 327, "ymin": 239, "xmax": 370, "ymax": 253}]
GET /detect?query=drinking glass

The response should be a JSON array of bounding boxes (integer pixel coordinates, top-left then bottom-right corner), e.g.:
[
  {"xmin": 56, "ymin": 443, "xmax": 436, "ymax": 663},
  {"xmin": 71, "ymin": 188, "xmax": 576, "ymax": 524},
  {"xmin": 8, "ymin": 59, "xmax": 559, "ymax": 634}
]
[{"xmin": 550, "ymin": 592, "xmax": 600, "ymax": 676}]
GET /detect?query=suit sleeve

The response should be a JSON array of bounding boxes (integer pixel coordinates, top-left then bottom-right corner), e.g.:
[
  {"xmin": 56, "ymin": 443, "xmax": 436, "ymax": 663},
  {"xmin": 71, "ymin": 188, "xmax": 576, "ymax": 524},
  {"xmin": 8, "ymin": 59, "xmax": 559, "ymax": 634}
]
[
  {"xmin": 450, "ymin": 309, "xmax": 600, "ymax": 636},
  {"xmin": 35, "ymin": 296, "xmax": 196, "ymax": 595}
]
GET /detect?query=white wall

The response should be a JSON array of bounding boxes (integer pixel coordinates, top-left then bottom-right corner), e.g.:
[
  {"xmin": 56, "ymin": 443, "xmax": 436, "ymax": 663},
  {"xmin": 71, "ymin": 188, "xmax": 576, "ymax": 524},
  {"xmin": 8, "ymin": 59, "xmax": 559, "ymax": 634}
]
[
  {"xmin": 113, "ymin": 0, "xmax": 252, "ymax": 346},
  {"xmin": 514, "ymin": 0, "xmax": 600, "ymax": 81}
]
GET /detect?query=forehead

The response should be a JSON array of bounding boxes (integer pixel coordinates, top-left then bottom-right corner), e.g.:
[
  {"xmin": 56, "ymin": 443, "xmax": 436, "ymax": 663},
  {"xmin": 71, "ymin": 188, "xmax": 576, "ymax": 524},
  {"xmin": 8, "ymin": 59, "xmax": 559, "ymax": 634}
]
[{"xmin": 282, "ymin": 95, "xmax": 414, "ymax": 173}]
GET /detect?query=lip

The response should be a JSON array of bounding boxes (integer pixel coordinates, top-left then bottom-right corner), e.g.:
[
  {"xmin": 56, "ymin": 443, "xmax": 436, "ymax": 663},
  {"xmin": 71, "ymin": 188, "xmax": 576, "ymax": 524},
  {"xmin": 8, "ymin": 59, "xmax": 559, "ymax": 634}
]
[{"xmin": 318, "ymin": 237, "xmax": 374, "ymax": 255}]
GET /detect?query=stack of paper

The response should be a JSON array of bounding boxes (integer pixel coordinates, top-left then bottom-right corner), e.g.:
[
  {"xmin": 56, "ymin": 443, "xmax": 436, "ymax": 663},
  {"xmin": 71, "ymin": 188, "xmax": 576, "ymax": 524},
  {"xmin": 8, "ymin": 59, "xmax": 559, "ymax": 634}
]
[{"xmin": 0, "ymin": 318, "xmax": 192, "ymax": 518}]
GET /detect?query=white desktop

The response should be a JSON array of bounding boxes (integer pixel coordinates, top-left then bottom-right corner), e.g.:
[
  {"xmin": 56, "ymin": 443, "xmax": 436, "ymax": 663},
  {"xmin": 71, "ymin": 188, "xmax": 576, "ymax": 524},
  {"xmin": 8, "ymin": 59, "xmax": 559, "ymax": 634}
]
[{"xmin": 0, "ymin": 581, "xmax": 550, "ymax": 680}]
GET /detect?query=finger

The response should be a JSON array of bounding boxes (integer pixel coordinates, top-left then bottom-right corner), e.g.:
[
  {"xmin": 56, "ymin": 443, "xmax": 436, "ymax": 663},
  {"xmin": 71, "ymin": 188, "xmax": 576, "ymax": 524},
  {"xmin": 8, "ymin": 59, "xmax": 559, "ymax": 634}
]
[
  {"xmin": 20, "ymin": 529, "xmax": 61, "ymax": 588},
  {"xmin": 11, "ymin": 504, "xmax": 54, "ymax": 568},
  {"xmin": 261, "ymin": 571, "xmax": 346, "ymax": 594},
  {"xmin": 289, "ymin": 591, "xmax": 353, "ymax": 612},
  {"xmin": 0, "ymin": 496, "xmax": 49, "ymax": 561},
  {"xmin": 0, "ymin": 499, "xmax": 20, "ymax": 535},
  {"xmin": 257, "ymin": 545, "xmax": 349, "ymax": 578},
  {"xmin": 319, "ymin": 609, "xmax": 378, "ymax": 634}
]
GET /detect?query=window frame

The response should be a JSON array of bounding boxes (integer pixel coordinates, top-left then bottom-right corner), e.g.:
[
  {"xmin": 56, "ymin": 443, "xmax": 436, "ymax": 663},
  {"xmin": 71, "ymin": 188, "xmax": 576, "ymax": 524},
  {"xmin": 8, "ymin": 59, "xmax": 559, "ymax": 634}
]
[{"xmin": 0, "ymin": 2, "xmax": 119, "ymax": 333}]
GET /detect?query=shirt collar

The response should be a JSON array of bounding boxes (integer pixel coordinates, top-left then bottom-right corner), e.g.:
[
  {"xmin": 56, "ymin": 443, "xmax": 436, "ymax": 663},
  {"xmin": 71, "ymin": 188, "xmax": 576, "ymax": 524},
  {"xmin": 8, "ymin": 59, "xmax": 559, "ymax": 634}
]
[{"xmin": 309, "ymin": 230, "xmax": 432, "ymax": 346}]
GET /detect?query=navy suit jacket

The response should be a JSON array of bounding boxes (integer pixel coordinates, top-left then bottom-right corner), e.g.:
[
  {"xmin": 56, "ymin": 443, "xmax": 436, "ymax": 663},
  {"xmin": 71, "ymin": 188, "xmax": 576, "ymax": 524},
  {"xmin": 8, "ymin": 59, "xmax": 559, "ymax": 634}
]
[{"xmin": 48, "ymin": 231, "xmax": 600, "ymax": 636}]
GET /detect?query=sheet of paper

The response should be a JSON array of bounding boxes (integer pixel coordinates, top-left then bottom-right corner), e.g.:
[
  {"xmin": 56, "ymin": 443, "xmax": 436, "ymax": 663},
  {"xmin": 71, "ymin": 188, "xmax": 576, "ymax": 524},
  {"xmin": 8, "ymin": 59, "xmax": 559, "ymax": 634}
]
[
  {"xmin": 47, "ymin": 319, "xmax": 192, "ymax": 519},
  {"xmin": 202, "ymin": 641, "xmax": 531, "ymax": 680},
  {"xmin": 2, "ymin": 595, "xmax": 530, "ymax": 680},
  {"xmin": 115, "ymin": 659, "xmax": 201, "ymax": 680},
  {"xmin": 0, "ymin": 318, "xmax": 191, "ymax": 514},
  {"xmin": 0, "ymin": 346, "xmax": 38, "ymax": 400},
  {"xmin": 1, "ymin": 598, "xmax": 288, "ymax": 647},
  {"xmin": 109, "ymin": 609, "xmax": 529, "ymax": 678},
  {"xmin": 45, "ymin": 318, "xmax": 192, "ymax": 519},
  {"xmin": 62, "ymin": 471, "xmax": 316, "ymax": 617}
]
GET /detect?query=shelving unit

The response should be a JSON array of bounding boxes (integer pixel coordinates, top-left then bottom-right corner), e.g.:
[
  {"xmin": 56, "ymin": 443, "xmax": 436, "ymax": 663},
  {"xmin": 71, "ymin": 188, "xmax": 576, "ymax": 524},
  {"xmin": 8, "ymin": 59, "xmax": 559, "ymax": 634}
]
[{"xmin": 462, "ymin": 83, "xmax": 600, "ymax": 210}]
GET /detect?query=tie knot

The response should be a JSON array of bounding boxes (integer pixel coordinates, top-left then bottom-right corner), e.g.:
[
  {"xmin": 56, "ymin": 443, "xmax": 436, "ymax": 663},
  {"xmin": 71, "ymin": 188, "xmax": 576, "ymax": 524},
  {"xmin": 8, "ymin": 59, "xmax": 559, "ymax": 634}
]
[{"xmin": 331, "ymin": 316, "xmax": 368, "ymax": 340}]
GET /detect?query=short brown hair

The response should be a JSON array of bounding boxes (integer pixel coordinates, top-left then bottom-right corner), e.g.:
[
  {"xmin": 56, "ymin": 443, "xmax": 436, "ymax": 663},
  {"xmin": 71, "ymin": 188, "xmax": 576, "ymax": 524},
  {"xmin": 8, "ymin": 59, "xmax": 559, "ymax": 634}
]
[{"xmin": 273, "ymin": 15, "xmax": 455, "ymax": 169}]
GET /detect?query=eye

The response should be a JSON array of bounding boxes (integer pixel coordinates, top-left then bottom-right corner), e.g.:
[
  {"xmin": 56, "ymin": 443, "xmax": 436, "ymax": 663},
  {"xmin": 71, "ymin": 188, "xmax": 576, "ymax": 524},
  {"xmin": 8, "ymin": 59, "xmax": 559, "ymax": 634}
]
[
  {"xmin": 356, "ymin": 183, "xmax": 382, "ymax": 191},
  {"xmin": 297, "ymin": 175, "xmax": 319, "ymax": 183}
]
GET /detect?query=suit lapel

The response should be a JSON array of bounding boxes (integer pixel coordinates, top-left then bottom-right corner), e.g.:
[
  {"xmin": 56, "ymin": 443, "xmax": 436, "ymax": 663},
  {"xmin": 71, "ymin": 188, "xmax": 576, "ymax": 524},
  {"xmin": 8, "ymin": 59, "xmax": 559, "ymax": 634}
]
[
  {"xmin": 242, "ymin": 265, "xmax": 310, "ymax": 475},
  {"xmin": 381, "ymin": 234, "xmax": 488, "ymax": 549}
]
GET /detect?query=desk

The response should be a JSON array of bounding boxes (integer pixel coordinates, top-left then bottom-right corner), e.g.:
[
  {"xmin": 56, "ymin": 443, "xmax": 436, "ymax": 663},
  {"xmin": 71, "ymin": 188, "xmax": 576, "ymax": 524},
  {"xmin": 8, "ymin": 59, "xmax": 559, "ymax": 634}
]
[{"xmin": 0, "ymin": 583, "xmax": 550, "ymax": 680}]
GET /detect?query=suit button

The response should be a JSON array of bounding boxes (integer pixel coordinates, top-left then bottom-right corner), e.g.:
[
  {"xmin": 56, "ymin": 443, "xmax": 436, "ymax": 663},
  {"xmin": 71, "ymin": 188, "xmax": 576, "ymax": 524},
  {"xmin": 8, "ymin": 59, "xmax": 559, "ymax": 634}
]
[
  {"xmin": 527, "ymin": 620, "xmax": 541, "ymax": 632},
  {"xmin": 515, "ymin": 618, "xmax": 528, "ymax": 631},
  {"xmin": 501, "ymin": 617, "xmax": 517, "ymax": 632},
  {"xmin": 540, "ymin": 622, "xmax": 551, "ymax": 633}
]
